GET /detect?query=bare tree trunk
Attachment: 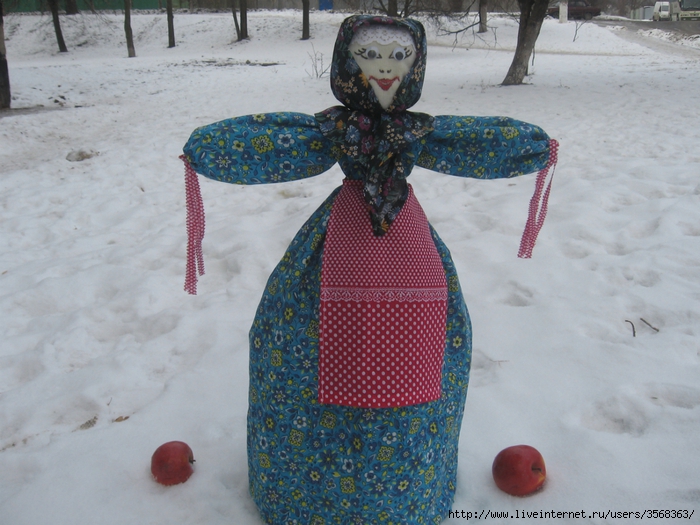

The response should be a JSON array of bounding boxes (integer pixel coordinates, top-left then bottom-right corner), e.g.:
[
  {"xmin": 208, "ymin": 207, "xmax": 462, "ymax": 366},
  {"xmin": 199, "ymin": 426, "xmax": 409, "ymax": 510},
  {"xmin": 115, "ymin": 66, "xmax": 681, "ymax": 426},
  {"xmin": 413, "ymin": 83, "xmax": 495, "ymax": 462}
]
[
  {"xmin": 478, "ymin": 0, "xmax": 488, "ymax": 32},
  {"xmin": 239, "ymin": 0, "xmax": 248, "ymax": 40},
  {"xmin": 124, "ymin": 0, "xmax": 136, "ymax": 57},
  {"xmin": 0, "ymin": 0, "xmax": 11, "ymax": 109},
  {"xmin": 231, "ymin": 0, "xmax": 241, "ymax": 41},
  {"xmin": 47, "ymin": 0, "xmax": 68, "ymax": 53},
  {"xmin": 388, "ymin": 0, "xmax": 398, "ymax": 16},
  {"xmin": 449, "ymin": 0, "xmax": 463, "ymax": 11},
  {"xmin": 301, "ymin": 0, "xmax": 309, "ymax": 40},
  {"xmin": 401, "ymin": 0, "xmax": 416, "ymax": 16},
  {"xmin": 502, "ymin": 0, "xmax": 548, "ymax": 85},
  {"xmin": 167, "ymin": 0, "xmax": 175, "ymax": 48},
  {"xmin": 65, "ymin": 0, "xmax": 79, "ymax": 15}
]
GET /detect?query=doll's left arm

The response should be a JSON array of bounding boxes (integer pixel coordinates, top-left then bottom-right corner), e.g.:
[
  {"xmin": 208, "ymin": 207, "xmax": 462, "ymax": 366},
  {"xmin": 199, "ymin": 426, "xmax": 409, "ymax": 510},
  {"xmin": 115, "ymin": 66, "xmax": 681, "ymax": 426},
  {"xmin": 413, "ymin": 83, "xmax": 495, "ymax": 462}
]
[
  {"xmin": 416, "ymin": 115, "xmax": 551, "ymax": 179},
  {"xmin": 182, "ymin": 112, "xmax": 338, "ymax": 185}
]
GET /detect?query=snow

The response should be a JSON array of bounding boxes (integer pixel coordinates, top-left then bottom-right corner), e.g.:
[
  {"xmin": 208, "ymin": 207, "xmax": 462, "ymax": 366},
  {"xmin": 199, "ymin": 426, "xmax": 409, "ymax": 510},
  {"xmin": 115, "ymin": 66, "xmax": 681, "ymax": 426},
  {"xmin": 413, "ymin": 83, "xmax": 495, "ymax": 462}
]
[
  {"xmin": 2, "ymin": 10, "xmax": 700, "ymax": 524},
  {"xmin": 637, "ymin": 27, "xmax": 700, "ymax": 49}
]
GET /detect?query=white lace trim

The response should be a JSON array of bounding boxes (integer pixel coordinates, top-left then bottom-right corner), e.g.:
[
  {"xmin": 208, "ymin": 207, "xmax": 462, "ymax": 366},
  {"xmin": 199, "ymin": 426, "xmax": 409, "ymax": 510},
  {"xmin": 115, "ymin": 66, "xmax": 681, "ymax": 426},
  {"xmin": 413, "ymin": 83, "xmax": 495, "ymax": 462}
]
[
  {"xmin": 321, "ymin": 287, "xmax": 447, "ymax": 303},
  {"xmin": 351, "ymin": 25, "xmax": 414, "ymax": 47}
]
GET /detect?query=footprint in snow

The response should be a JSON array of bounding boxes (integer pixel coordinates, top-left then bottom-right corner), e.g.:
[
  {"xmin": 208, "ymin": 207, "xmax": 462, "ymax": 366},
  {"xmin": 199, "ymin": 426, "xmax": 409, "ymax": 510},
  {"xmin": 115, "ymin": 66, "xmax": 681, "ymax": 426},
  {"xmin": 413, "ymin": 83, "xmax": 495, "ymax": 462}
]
[
  {"xmin": 499, "ymin": 280, "xmax": 535, "ymax": 307},
  {"xmin": 581, "ymin": 393, "xmax": 650, "ymax": 436},
  {"xmin": 581, "ymin": 383, "xmax": 700, "ymax": 436},
  {"xmin": 469, "ymin": 349, "xmax": 505, "ymax": 387},
  {"xmin": 647, "ymin": 383, "xmax": 700, "ymax": 410}
]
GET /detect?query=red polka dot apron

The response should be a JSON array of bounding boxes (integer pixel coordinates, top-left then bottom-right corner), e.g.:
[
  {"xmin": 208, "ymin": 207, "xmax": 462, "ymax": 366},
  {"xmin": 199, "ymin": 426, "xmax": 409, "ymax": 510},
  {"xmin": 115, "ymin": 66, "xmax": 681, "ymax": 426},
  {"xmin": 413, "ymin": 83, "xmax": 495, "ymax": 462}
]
[{"xmin": 319, "ymin": 180, "xmax": 447, "ymax": 408}]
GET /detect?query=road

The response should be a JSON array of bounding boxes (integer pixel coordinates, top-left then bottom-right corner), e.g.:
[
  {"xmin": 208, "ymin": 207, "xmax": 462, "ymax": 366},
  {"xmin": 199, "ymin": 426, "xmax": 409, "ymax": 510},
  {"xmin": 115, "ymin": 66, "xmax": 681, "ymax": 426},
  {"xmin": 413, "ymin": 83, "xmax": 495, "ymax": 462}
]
[
  {"xmin": 593, "ymin": 18, "xmax": 700, "ymax": 37},
  {"xmin": 589, "ymin": 18, "xmax": 700, "ymax": 56}
]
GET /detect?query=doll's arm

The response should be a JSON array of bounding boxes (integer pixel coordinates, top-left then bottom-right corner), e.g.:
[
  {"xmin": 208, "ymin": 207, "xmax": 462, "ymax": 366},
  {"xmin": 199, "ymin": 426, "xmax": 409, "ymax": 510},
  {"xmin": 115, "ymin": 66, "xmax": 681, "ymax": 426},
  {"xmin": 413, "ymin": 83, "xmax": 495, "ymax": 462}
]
[
  {"xmin": 182, "ymin": 112, "xmax": 338, "ymax": 184},
  {"xmin": 416, "ymin": 116, "xmax": 551, "ymax": 179}
]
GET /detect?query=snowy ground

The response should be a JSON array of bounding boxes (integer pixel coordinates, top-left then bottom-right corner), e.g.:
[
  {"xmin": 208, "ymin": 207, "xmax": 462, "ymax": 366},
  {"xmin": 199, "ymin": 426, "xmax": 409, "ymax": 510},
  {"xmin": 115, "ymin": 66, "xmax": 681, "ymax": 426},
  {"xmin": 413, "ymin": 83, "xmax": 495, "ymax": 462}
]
[{"xmin": 1, "ymin": 9, "xmax": 699, "ymax": 525}]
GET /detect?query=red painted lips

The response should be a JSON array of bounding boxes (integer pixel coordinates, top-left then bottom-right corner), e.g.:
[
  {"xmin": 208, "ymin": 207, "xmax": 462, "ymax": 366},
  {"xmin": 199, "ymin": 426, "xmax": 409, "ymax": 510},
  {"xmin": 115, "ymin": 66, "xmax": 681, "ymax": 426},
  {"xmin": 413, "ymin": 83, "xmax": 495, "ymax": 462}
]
[{"xmin": 370, "ymin": 76, "xmax": 399, "ymax": 91}]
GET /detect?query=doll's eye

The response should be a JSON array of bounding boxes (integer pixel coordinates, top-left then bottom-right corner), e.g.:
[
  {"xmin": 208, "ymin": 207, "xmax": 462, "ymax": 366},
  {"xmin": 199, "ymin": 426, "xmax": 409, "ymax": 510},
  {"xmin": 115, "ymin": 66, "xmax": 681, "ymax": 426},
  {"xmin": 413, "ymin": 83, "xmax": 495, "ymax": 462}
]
[
  {"xmin": 356, "ymin": 46, "xmax": 382, "ymax": 60},
  {"xmin": 390, "ymin": 47, "xmax": 412, "ymax": 61}
]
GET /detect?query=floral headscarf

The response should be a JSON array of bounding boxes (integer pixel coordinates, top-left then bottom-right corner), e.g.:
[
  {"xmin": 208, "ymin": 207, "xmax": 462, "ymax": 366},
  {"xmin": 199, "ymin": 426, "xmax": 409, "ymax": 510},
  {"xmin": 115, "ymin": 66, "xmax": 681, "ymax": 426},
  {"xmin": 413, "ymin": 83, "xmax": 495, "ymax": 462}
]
[{"xmin": 315, "ymin": 15, "xmax": 435, "ymax": 236}]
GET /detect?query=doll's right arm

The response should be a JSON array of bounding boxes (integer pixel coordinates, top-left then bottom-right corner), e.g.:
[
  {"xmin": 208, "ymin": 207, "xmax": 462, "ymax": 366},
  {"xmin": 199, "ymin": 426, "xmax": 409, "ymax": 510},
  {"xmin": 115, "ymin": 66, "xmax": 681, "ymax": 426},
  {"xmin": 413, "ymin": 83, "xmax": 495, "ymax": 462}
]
[{"xmin": 415, "ymin": 115, "xmax": 551, "ymax": 180}]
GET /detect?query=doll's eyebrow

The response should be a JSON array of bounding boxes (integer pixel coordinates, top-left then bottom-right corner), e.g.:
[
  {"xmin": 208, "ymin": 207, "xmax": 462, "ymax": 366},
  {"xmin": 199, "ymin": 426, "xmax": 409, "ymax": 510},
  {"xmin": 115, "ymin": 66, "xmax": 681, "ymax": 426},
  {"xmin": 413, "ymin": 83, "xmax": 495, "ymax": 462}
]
[
  {"xmin": 354, "ymin": 48, "xmax": 383, "ymax": 59},
  {"xmin": 390, "ymin": 47, "xmax": 413, "ymax": 59}
]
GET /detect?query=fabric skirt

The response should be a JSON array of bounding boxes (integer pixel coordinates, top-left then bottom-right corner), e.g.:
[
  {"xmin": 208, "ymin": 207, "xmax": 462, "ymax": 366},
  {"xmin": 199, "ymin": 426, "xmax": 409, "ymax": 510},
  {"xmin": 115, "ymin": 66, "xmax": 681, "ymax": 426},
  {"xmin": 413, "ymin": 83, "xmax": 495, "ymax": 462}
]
[{"xmin": 247, "ymin": 183, "xmax": 472, "ymax": 525}]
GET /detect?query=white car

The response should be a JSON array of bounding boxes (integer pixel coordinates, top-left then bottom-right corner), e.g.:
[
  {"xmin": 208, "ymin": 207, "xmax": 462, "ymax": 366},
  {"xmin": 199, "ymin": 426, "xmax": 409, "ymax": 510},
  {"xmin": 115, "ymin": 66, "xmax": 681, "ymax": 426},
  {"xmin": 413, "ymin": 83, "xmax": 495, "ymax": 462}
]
[
  {"xmin": 652, "ymin": 0, "xmax": 680, "ymax": 20},
  {"xmin": 653, "ymin": 1, "xmax": 671, "ymax": 20}
]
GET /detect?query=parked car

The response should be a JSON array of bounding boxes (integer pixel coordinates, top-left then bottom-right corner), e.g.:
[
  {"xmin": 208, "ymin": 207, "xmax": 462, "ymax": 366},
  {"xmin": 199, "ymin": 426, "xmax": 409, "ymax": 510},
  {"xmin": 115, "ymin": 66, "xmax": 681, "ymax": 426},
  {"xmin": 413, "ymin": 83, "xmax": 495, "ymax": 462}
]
[
  {"xmin": 547, "ymin": 0, "xmax": 602, "ymax": 19},
  {"xmin": 653, "ymin": 1, "xmax": 672, "ymax": 19},
  {"xmin": 652, "ymin": 0, "xmax": 682, "ymax": 19}
]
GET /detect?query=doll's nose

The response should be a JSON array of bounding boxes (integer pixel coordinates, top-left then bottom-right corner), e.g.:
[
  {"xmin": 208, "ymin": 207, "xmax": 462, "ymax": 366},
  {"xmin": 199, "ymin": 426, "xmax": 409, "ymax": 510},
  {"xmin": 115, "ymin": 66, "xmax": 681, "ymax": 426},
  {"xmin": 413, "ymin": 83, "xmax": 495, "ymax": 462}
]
[{"xmin": 380, "ymin": 69, "xmax": 391, "ymax": 74}]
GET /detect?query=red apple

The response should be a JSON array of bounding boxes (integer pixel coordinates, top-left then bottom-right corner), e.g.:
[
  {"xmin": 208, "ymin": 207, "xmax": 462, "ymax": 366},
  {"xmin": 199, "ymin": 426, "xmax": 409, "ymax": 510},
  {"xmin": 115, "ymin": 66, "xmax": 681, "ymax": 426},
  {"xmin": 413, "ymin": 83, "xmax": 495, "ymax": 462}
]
[
  {"xmin": 492, "ymin": 445, "xmax": 546, "ymax": 496},
  {"xmin": 151, "ymin": 441, "xmax": 195, "ymax": 486}
]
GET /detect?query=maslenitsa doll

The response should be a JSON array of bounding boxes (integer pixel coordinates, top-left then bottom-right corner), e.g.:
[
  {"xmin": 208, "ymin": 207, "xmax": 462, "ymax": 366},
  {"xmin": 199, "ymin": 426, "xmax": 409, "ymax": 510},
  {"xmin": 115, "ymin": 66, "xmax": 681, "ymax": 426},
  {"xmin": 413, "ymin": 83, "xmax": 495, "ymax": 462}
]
[{"xmin": 180, "ymin": 14, "xmax": 557, "ymax": 525}]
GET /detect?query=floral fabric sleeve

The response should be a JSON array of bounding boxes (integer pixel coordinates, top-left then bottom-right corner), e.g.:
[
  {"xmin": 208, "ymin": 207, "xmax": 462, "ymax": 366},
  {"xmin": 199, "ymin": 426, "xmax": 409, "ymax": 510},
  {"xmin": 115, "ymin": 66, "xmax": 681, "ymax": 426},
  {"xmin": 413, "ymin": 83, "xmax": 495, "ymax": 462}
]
[
  {"xmin": 416, "ymin": 116, "xmax": 551, "ymax": 179},
  {"xmin": 182, "ymin": 112, "xmax": 339, "ymax": 184}
]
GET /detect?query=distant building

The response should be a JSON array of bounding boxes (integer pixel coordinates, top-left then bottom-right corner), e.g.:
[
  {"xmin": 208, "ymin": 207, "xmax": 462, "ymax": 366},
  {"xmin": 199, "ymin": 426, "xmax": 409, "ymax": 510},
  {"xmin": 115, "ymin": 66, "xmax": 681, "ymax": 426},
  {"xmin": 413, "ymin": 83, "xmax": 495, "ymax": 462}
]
[{"xmin": 630, "ymin": 5, "xmax": 656, "ymax": 18}]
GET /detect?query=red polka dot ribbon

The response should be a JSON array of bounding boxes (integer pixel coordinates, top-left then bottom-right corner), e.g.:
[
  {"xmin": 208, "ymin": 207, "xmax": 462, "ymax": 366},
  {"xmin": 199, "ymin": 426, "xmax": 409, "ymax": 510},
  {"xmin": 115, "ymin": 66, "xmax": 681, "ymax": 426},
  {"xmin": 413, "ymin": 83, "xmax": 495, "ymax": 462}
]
[
  {"xmin": 518, "ymin": 139, "xmax": 559, "ymax": 259},
  {"xmin": 181, "ymin": 155, "xmax": 205, "ymax": 295}
]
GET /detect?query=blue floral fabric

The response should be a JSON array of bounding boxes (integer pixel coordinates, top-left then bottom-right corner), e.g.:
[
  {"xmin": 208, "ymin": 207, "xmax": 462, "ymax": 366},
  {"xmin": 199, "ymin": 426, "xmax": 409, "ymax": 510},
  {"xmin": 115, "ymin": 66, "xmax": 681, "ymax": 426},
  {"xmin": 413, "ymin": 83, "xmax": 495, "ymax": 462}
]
[
  {"xmin": 183, "ymin": 113, "xmax": 338, "ymax": 185},
  {"xmin": 418, "ymin": 116, "xmax": 550, "ymax": 179}
]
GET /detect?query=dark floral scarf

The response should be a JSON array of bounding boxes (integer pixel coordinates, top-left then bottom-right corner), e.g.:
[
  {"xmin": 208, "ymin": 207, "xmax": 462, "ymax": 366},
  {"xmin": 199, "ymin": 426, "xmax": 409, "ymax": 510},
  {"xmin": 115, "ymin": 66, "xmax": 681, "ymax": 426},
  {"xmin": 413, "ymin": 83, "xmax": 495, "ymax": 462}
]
[{"xmin": 315, "ymin": 15, "xmax": 434, "ymax": 236}]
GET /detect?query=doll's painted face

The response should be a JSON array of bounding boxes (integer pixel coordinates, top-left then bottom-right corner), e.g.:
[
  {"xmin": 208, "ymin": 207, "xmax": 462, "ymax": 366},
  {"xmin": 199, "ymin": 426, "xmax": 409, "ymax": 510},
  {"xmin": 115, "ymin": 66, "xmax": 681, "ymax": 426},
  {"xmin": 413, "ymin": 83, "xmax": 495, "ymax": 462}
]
[{"xmin": 349, "ymin": 26, "xmax": 417, "ymax": 110}]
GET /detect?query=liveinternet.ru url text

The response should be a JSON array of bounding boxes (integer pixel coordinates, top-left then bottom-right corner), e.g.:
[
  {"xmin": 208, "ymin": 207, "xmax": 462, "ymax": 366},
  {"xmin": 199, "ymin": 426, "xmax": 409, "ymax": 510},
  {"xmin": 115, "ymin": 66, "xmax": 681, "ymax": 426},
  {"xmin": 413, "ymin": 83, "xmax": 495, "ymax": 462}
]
[{"xmin": 448, "ymin": 509, "xmax": 695, "ymax": 520}]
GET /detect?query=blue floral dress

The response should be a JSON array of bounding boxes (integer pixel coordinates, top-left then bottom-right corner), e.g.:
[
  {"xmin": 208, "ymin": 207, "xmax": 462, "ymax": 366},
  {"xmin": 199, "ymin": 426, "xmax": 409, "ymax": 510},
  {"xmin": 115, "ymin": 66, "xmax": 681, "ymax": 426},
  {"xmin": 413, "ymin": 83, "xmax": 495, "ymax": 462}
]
[{"xmin": 181, "ymin": 15, "xmax": 553, "ymax": 525}]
